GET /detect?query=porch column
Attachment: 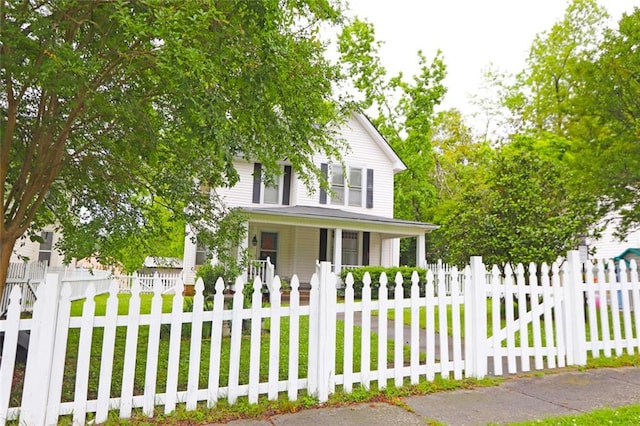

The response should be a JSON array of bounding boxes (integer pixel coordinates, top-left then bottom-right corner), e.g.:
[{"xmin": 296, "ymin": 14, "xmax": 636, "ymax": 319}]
[
  {"xmin": 416, "ymin": 233, "xmax": 426, "ymax": 268},
  {"xmin": 333, "ymin": 228, "xmax": 342, "ymax": 275},
  {"xmin": 183, "ymin": 224, "xmax": 197, "ymax": 285}
]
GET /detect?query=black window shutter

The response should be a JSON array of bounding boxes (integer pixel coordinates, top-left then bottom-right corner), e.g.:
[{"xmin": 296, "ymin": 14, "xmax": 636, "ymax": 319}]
[
  {"xmin": 362, "ymin": 232, "xmax": 370, "ymax": 265},
  {"xmin": 319, "ymin": 163, "xmax": 328, "ymax": 204},
  {"xmin": 366, "ymin": 169, "xmax": 374, "ymax": 208},
  {"xmin": 252, "ymin": 163, "xmax": 262, "ymax": 204},
  {"xmin": 283, "ymin": 165, "xmax": 292, "ymax": 205},
  {"xmin": 319, "ymin": 228, "xmax": 328, "ymax": 261}
]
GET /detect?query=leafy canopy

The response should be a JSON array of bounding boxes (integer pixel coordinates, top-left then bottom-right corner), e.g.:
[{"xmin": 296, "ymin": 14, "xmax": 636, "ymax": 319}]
[{"xmin": 1, "ymin": 0, "xmax": 348, "ymax": 285}]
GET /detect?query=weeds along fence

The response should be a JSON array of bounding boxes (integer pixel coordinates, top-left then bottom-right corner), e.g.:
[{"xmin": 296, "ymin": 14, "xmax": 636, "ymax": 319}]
[{"xmin": 1, "ymin": 251, "xmax": 640, "ymax": 424}]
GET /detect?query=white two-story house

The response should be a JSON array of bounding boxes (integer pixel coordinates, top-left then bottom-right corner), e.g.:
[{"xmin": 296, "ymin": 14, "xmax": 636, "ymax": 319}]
[{"xmin": 182, "ymin": 112, "xmax": 438, "ymax": 285}]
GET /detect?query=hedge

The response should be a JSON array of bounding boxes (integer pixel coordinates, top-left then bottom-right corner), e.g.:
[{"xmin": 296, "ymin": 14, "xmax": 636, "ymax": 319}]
[{"xmin": 339, "ymin": 266, "xmax": 428, "ymax": 299}]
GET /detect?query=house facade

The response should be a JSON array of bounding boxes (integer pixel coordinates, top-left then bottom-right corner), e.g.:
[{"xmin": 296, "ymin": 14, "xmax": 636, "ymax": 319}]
[
  {"xmin": 588, "ymin": 214, "xmax": 640, "ymax": 261},
  {"xmin": 182, "ymin": 113, "xmax": 438, "ymax": 285},
  {"xmin": 10, "ymin": 226, "xmax": 66, "ymax": 267}
]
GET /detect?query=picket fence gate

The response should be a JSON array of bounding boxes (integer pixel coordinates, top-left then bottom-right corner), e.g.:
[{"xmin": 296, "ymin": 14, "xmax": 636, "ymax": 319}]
[{"xmin": 1, "ymin": 251, "xmax": 640, "ymax": 425}]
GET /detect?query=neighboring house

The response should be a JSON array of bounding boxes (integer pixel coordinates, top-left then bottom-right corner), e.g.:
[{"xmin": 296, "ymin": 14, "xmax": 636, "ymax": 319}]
[
  {"xmin": 140, "ymin": 256, "xmax": 183, "ymax": 275},
  {"xmin": 10, "ymin": 226, "xmax": 67, "ymax": 268},
  {"xmin": 182, "ymin": 112, "xmax": 438, "ymax": 285},
  {"xmin": 588, "ymin": 214, "xmax": 640, "ymax": 261}
]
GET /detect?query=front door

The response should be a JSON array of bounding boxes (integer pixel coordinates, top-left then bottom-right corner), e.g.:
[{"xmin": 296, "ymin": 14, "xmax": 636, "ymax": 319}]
[{"xmin": 259, "ymin": 231, "xmax": 278, "ymax": 270}]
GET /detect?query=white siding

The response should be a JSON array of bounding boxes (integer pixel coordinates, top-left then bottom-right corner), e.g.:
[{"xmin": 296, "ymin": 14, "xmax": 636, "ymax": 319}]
[
  {"xmin": 589, "ymin": 216, "xmax": 640, "ymax": 260},
  {"xmin": 10, "ymin": 228, "xmax": 66, "ymax": 268},
  {"xmin": 294, "ymin": 115, "xmax": 397, "ymax": 218}
]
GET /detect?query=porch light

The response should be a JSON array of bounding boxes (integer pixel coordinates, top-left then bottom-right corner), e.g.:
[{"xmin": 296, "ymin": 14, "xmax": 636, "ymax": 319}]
[{"xmin": 252, "ymin": 235, "xmax": 258, "ymax": 246}]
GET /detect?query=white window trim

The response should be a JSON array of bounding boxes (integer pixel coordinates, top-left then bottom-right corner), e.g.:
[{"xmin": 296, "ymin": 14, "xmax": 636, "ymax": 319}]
[
  {"xmin": 330, "ymin": 164, "xmax": 366, "ymax": 208},
  {"xmin": 328, "ymin": 230, "xmax": 363, "ymax": 267}
]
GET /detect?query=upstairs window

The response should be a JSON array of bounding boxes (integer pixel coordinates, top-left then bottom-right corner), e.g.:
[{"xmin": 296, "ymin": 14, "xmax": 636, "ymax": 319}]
[
  {"xmin": 252, "ymin": 163, "xmax": 292, "ymax": 205},
  {"xmin": 330, "ymin": 165, "xmax": 362, "ymax": 207},
  {"xmin": 38, "ymin": 231, "xmax": 53, "ymax": 265}
]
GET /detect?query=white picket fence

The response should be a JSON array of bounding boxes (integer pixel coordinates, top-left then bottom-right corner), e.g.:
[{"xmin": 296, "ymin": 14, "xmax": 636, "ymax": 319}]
[{"xmin": 1, "ymin": 251, "xmax": 640, "ymax": 424}]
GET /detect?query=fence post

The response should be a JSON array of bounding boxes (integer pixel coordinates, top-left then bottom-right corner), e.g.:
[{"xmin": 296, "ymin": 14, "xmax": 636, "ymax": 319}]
[
  {"xmin": 465, "ymin": 257, "xmax": 487, "ymax": 378},
  {"xmin": 20, "ymin": 273, "xmax": 63, "ymax": 425},
  {"xmin": 311, "ymin": 261, "xmax": 336, "ymax": 402},
  {"xmin": 565, "ymin": 250, "xmax": 587, "ymax": 366}
]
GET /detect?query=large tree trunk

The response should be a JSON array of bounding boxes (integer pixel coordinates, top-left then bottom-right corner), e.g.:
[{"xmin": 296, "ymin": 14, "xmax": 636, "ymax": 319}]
[{"xmin": 0, "ymin": 235, "xmax": 17, "ymax": 300}]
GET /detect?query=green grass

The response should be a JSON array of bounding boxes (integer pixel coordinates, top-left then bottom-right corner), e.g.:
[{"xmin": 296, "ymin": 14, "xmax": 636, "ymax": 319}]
[{"xmin": 505, "ymin": 404, "xmax": 640, "ymax": 425}]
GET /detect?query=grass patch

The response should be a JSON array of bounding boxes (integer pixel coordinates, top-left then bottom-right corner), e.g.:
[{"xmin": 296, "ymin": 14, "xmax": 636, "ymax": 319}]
[{"xmin": 507, "ymin": 404, "xmax": 640, "ymax": 425}]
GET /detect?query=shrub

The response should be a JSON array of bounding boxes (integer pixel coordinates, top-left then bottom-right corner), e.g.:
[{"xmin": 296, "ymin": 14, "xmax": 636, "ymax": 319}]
[
  {"xmin": 339, "ymin": 266, "xmax": 428, "ymax": 299},
  {"xmin": 195, "ymin": 263, "xmax": 241, "ymax": 299}
]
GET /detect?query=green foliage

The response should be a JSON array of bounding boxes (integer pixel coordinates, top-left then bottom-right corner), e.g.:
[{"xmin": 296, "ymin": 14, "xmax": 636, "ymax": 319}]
[
  {"xmin": 434, "ymin": 148, "xmax": 597, "ymax": 269},
  {"xmin": 339, "ymin": 265, "xmax": 427, "ymax": 298},
  {"xmin": 1, "ymin": 0, "xmax": 348, "ymax": 289},
  {"xmin": 338, "ymin": 18, "xmax": 447, "ymax": 227},
  {"xmin": 195, "ymin": 263, "xmax": 241, "ymax": 298}
]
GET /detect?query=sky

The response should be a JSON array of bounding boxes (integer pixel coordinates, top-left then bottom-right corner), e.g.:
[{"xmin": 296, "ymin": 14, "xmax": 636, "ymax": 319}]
[{"xmin": 343, "ymin": 0, "xmax": 638, "ymax": 127}]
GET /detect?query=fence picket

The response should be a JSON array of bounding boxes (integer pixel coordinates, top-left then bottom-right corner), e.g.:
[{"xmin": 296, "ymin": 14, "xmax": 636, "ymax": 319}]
[
  {"xmin": 307, "ymin": 273, "xmax": 319, "ymax": 395},
  {"xmin": 490, "ymin": 264, "xmax": 503, "ymax": 375},
  {"xmin": 165, "ymin": 278, "xmax": 185, "ymax": 414},
  {"xmin": 96, "ymin": 280, "xmax": 120, "ymax": 423},
  {"xmin": 360, "ymin": 273, "xmax": 372, "ymax": 390},
  {"xmin": 425, "ymin": 270, "xmax": 436, "ymax": 381},
  {"xmin": 73, "ymin": 283, "xmax": 97, "ymax": 424},
  {"xmin": 528, "ymin": 263, "xmax": 544, "ymax": 370},
  {"xmin": 503, "ymin": 264, "xmax": 517, "ymax": 373},
  {"xmin": 450, "ymin": 267, "xmax": 463, "ymax": 380},
  {"xmin": 630, "ymin": 260, "xmax": 640, "ymax": 351},
  {"xmin": 516, "ymin": 264, "xmax": 530, "ymax": 372},
  {"xmin": 584, "ymin": 263, "xmax": 600, "ymax": 358},
  {"xmin": 343, "ymin": 273, "xmax": 355, "ymax": 393},
  {"xmin": 0, "ymin": 287, "xmax": 22, "ymax": 422},
  {"xmin": 437, "ymin": 266, "xmax": 450, "ymax": 379},
  {"xmin": 120, "ymin": 276, "xmax": 141, "ymax": 418},
  {"xmin": 618, "ymin": 262, "xmax": 634, "ymax": 354},
  {"xmin": 228, "ymin": 276, "xmax": 245, "ymax": 404},
  {"xmin": 268, "ymin": 276, "xmax": 282, "ymax": 400},
  {"xmin": 377, "ymin": 273, "xmax": 388, "ymax": 389},
  {"xmin": 142, "ymin": 276, "xmax": 163, "ymax": 416},
  {"xmin": 606, "ymin": 259, "xmax": 624, "ymax": 356},
  {"xmin": 208, "ymin": 277, "xmax": 226, "ymax": 407},
  {"xmin": 393, "ymin": 272, "xmax": 404, "ymax": 387},
  {"xmin": 596, "ymin": 259, "xmax": 611, "ymax": 357},
  {"xmin": 186, "ymin": 278, "xmax": 205, "ymax": 410},
  {"xmin": 409, "ymin": 271, "xmax": 420, "ymax": 384},
  {"xmin": 248, "ymin": 276, "xmax": 263, "ymax": 404},
  {"xmin": 287, "ymin": 275, "xmax": 301, "ymax": 401},
  {"xmin": 552, "ymin": 262, "xmax": 566, "ymax": 367}
]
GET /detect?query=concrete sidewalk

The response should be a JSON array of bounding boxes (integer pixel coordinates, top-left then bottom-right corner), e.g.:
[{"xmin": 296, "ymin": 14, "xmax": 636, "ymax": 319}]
[{"xmin": 213, "ymin": 367, "xmax": 640, "ymax": 425}]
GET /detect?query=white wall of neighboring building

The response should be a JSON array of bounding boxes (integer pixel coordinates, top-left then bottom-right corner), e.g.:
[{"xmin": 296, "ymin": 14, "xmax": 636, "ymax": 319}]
[
  {"xmin": 588, "ymin": 215, "xmax": 640, "ymax": 260},
  {"xmin": 10, "ymin": 227, "xmax": 66, "ymax": 267}
]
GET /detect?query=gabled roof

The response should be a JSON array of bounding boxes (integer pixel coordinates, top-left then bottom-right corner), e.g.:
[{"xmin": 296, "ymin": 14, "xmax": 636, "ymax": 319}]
[{"xmin": 352, "ymin": 112, "xmax": 406, "ymax": 173}]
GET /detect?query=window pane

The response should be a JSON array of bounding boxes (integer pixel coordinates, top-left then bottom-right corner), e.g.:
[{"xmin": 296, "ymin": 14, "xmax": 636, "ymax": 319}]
[
  {"xmin": 349, "ymin": 168, "xmax": 362, "ymax": 187},
  {"xmin": 342, "ymin": 231, "xmax": 359, "ymax": 265},
  {"xmin": 263, "ymin": 183, "xmax": 279, "ymax": 204},
  {"xmin": 349, "ymin": 187, "xmax": 362, "ymax": 207},
  {"xmin": 40, "ymin": 231, "xmax": 53, "ymax": 250},
  {"xmin": 331, "ymin": 165, "xmax": 344, "ymax": 185},
  {"xmin": 331, "ymin": 187, "xmax": 344, "ymax": 205}
]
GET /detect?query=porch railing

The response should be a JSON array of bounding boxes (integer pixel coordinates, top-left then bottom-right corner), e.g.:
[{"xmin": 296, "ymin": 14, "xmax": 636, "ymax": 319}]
[{"xmin": 248, "ymin": 258, "xmax": 274, "ymax": 288}]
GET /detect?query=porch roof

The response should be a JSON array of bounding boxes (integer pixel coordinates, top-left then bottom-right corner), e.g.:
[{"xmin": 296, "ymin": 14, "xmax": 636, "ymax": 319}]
[{"xmin": 242, "ymin": 205, "xmax": 439, "ymax": 238}]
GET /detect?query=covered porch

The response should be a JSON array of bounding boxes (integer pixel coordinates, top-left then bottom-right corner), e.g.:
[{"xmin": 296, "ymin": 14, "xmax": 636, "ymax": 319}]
[{"xmin": 239, "ymin": 206, "xmax": 438, "ymax": 285}]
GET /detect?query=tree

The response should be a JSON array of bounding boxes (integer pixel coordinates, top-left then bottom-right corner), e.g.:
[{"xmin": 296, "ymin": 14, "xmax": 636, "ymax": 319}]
[
  {"xmin": 436, "ymin": 145, "xmax": 597, "ymax": 269},
  {"xmin": 506, "ymin": 0, "xmax": 608, "ymax": 136},
  {"xmin": 338, "ymin": 19, "xmax": 447, "ymax": 263},
  {"xmin": 1, "ymin": 0, "xmax": 348, "ymax": 292},
  {"xmin": 571, "ymin": 8, "xmax": 640, "ymax": 235}
]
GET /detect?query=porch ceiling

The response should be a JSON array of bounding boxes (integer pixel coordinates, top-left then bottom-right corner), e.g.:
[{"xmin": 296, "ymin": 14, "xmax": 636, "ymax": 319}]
[{"xmin": 242, "ymin": 206, "xmax": 439, "ymax": 238}]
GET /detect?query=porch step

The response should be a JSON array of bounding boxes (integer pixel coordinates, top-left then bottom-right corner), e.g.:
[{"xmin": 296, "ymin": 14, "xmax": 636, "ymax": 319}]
[{"xmin": 281, "ymin": 290, "xmax": 310, "ymax": 306}]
